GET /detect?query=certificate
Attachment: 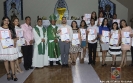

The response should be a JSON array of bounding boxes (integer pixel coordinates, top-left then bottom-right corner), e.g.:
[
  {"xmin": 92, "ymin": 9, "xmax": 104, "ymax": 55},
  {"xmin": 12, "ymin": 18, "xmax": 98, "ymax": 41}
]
[
  {"xmin": 17, "ymin": 38, "xmax": 25, "ymax": 46},
  {"xmin": 112, "ymin": 33, "xmax": 118, "ymax": 39},
  {"xmin": 89, "ymin": 29, "xmax": 95, "ymax": 35},
  {"xmin": 110, "ymin": 38, "xmax": 118, "ymax": 45},
  {"xmin": 123, "ymin": 32, "xmax": 130, "ymax": 38},
  {"xmin": 16, "ymin": 30, "xmax": 23, "ymax": 38},
  {"xmin": 88, "ymin": 35, "xmax": 96, "ymax": 41},
  {"xmin": 61, "ymin": 34, "xmax": 70, "ymax": 41},
  {"xmin": 72, "ymin": 39, "xmax": 80, "ymax": 46},
  {"xmin": 99, "ymin": 18, "xmax": 104, "ymax": 26},
  {"xmin": 73, "ymin": 33, "xmax": 78, "ymax": 40},
  {"xmin": 80, "ymin": 29, "xmax": 86, "ymax": 41},
  {"xmin": 0, "ymin": 30, "xmax": 10, "ymax": 39},
  {"xmin": 122, "ymin": 38, "xmax": 130, "ymax": 44},
  {"xmin": 102, "ymin": 36, "xmax": 109, "ymax": 43},
  {"xmin": 1, "ymin": 39, "xmax": 13, "ymax": 48},
  {"xmin": 102, "ymin": 31, "xmax": 109, "ymax": 37},
  {"xmin": 61, "ymin": 28, "xmax": 68, "ymax": 34}
]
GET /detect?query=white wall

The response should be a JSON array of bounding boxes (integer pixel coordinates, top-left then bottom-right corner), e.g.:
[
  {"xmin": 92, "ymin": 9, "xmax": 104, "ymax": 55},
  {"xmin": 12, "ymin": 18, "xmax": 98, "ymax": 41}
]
[
  {"xmin": 0, "ymin": 0, "xmax": 128, "ymax": 27},
  {"xmin": 111, "ymin": 0, "xmax": 128, "ymax": 22}
]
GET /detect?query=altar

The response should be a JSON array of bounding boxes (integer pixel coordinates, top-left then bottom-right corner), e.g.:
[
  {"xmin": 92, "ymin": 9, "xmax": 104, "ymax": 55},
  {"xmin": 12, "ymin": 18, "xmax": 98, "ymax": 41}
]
[{"xmin": 43, "ymin": 20, "xmax": 81, "ymax": 27}]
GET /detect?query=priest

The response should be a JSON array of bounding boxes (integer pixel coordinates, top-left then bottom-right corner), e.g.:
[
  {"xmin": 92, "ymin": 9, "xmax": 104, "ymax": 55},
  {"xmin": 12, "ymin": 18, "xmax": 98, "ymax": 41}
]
[
  {"xmin": 32, "ymin": 18, "xmax": 49, "ymax": 68},
  {"xmin": 47, "ymin": 14, "xmax": 61, "ymax": 66}
]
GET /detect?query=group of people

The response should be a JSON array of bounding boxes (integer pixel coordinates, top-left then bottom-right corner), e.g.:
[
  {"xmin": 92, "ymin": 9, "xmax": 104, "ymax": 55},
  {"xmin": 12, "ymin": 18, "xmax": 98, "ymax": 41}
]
[{"xmin": 0, "ymin": 10, "xmax": 133, "ymax": 81}]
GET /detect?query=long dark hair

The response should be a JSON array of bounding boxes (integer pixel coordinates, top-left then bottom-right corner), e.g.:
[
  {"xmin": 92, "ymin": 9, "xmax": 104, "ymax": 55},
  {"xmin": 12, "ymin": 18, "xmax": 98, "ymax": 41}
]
[
  {"xmin": 80, "ymin": 20, "xmax": 87, "ymax": 28},
  {"xmin": 11, "ymin": 17, "xmax": 20, "ymax": 27},
  {"xmin": 101, "ymin": 18, "xmax": 110, "ymax": 30},
  {"xmin": 120, "ymin": 19, "xmax": 127, "ymax": 29},
  {"xmin": 71, "ymin": 21, "xmax": 78, "ymax": 29},
  {"xmin": 1, "ymin": 16, "xmax": 16, "ymax": 39},
  {"xmin": 112, "ymin": 22, "xmax": 119, "ymax": 30},
  {"xmin": 91, "ymin": 11, "xmax": 97, "ymax": 21}
]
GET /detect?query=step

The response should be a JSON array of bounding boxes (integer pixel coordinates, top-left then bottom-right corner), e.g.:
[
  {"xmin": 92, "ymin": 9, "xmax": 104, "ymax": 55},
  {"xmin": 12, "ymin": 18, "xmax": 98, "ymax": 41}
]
[{"xmin": 100, "ymin": 56, "xmax": 132, "ymax": 61}]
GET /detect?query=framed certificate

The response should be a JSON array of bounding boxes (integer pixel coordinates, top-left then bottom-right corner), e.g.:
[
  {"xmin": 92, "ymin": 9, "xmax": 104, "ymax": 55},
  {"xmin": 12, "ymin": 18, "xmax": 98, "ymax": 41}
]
[
  {"xmin": 88, "ymin": 35, "xmax": 96, "ymax": 41},
  {"xmin": 0, "ymin": 30, "xmax": 11, "ymax": 39},
  {"xmin": 110, "ymin": 38, "xmax": 118, "ymax": 45},
  {"xmin": 123, "ymin": 32, "xmax": 130, "ymax": 38},
  {"xmin": 1, "ymin": 39, "xmax": 13, "ymax": 48}
]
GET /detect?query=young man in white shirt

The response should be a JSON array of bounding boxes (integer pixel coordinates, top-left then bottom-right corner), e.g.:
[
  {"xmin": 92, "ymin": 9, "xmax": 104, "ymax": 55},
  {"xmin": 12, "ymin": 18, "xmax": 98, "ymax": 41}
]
[
  {"xmin": 57, "ymin": 17, "xmax": 73, "ymax": 67},
  {"xmin": 87, "ymin": 18, "xmax": 99, "ymax": 65}
]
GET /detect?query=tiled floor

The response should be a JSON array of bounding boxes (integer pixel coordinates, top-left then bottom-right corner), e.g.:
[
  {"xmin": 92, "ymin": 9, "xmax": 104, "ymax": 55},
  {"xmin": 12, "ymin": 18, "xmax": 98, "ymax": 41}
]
[{"xmin": 0, "ymin": 61, "xmax": 133, "ymax": 83}]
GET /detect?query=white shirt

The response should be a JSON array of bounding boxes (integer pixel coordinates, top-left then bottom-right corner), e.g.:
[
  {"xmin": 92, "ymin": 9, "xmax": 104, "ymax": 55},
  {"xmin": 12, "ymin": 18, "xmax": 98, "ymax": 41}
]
[
  {"xmin": 87, "ymin": 25, "xmax": 99, "ymax": 43},
  {"xmin": 57, "ymin": 24, "xmax": 73, "ymax": 41}
]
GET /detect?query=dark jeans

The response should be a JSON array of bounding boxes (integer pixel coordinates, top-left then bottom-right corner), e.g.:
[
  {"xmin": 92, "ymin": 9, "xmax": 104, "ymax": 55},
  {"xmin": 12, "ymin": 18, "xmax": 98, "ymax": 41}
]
[
  {"xmin": 22, "ymin": 45, "xmax": 33, "ymax": 69},
  {"xmin": 88, "ymin": 42, "xmax": 97, "ymax": 64},
  {"xmin": 131, "ymin": 46, "xmax": 133, "ymax": 64}
]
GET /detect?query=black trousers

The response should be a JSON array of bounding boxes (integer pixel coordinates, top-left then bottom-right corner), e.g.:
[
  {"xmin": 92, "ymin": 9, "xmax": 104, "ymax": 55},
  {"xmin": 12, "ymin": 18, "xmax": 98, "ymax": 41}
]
[
  {"xmin": 22, "ymin": 45, "xmax": 33, "ymax": 69},
  {"xmin": 131, "ymin": 46, "xmax": 133, "ymax": 64},
  {"xmin": 88, "ymin": 43, "xmax": 97, "ymax": 64}
]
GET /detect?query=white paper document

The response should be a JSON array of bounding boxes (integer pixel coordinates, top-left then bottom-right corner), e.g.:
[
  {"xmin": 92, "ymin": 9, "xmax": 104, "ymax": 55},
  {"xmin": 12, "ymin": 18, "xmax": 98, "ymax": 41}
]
[
  {"xmin": 72, "ymin": 39, "xmax": 80, "ymax": 46},
  {"xmin": 80, "ymin": 29, "xmax": 86, "ymax": 41},
  {"xmin": 1, "ymin": 39, "xmax": 13, "ymax": 48},
  {"xmin": 17, "ymin": 38, "xmax": 25, "ymax": 46},
  {"xmin": 16, "ymin": 30, "xmax": 23, "ymax": 38},
  {"xmin": 61, "ymin": 28, "xmax": 68, "ymax": 34},
  {"xmin": 110, "ymin": 38, "xmax": 118, "ymax": 45},
  {"xmin": 73, "ymin": 33, "xmax": 78, "ymax": 40},
  {"xmin": 112, "ymin": 33, "xmax": 118, "ymax": 39},
  {"xmin": 102, "ymin": 31, "xmax": 109, "ymax": 37},
  {"xmin": 0, "ymin": 30, "xmax": 10, "ymax": 39},
  {"xmin": 102, "ymin": 36, "xmax": 109, "ymax": 43},
  {"xmin": 122, "ymin": 38, "xmax": 130, "ymax": 44},
  {"xmin": 89, "ymin": 29, "xmax": 95, "ymax": 35},
  {"xmin": 88, "ymin": 35, "xmax": 96, "ymax": 41},
  {"xmin": 61, "ymin": 34, "xmax": 70, "ymax": 41},
  {"xmin": 123, "ymin": 32, "xmax": 130, "ymax": 38}
]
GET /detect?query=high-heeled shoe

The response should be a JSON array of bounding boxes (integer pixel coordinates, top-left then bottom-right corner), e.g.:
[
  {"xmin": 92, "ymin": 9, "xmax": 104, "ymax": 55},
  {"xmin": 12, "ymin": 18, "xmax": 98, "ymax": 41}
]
[
  {"xmin": 7, "ymin": 73, "xmax": 11, "ymax": 81},
  {"xmin": 12, "ymin": 74, "xmax": 18, "ymax": 81}
]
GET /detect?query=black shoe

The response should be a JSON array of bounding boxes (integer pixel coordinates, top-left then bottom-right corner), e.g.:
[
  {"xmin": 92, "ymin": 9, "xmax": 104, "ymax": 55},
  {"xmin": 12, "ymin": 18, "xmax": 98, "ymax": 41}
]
[
  {"xmin": 7, "ymin": 73, "xmax": 11, "ymax": 81},
  {"xmin": 56, "ymin": 61, "xmax": 61, "ymax": 65},
  {"xmin": 50, "ymin": 61, "xmax": 53, "ymax": 66},
  {"xmin": 29, "ymin": 67, "xmax": 33, "ymax": 69},
  {"xmin": 11, "ymin": 74, "xmax": 18, "ymax": 81}
]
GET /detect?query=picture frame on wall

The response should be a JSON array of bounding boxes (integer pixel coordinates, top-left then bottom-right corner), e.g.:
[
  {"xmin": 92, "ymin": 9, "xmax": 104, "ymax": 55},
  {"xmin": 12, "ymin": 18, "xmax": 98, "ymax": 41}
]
[{"xmin": 4, "ymin": 0, "xmax": 23, "ymax": 20}]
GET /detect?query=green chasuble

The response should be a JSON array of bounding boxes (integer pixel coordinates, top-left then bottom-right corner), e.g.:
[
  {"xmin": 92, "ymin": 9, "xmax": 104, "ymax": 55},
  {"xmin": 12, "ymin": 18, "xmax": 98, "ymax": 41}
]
[
  {"xmin": 34, "ymin": 26, "xmax": 46, "ymax": 55},
  {"xmin": 47, "ymin": 25, "xmax": 60, "ymax": 58}
]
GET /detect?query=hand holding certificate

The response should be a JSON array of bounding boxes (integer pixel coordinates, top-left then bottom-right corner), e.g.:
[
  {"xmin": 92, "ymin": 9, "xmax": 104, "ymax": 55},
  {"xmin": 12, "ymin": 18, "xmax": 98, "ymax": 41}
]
[
  {"xmin": 1, "ymin": 39, "xmax": 13, "ymax": 48},
  {"xmin": 17, "ymin": 38, "xmax": 25, "ymax": 46},
  {"xmin": 122, "ymin": 38, "xmax": 130, "ymax": 44}
]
